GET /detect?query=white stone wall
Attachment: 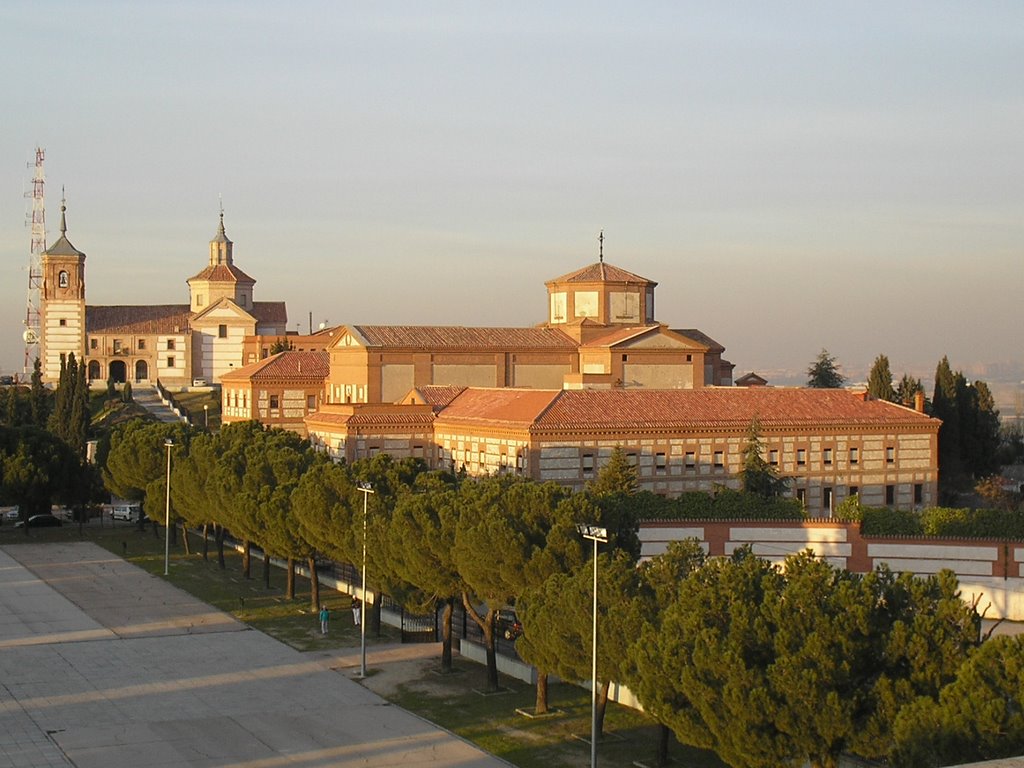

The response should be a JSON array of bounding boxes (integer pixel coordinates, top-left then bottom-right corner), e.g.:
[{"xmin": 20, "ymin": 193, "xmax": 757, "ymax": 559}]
[{"xmin": 42, "ymin": 301, "xmax": 85, "ymax": 380}]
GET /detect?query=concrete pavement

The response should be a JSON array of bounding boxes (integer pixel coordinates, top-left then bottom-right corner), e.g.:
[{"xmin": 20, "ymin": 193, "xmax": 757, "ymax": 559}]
[{"xmin": 0, "ymin": 542, "xmax": 509, "ymax": 767}]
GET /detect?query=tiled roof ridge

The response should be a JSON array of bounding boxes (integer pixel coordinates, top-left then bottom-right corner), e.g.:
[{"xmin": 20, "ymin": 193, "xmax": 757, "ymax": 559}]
[
  {"xmin": 351, "ymin": 324, "xmax": 578, "ymax": 349},
  {"xmin": 547, "ymin": 261, "xmax": 656, "ymax": 286}
]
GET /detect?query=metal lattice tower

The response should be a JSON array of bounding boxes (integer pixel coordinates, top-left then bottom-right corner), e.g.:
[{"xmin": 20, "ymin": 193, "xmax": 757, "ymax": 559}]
[{"xmin": 23, "ymin": 147, "xmax": 46, "ymax": 374}]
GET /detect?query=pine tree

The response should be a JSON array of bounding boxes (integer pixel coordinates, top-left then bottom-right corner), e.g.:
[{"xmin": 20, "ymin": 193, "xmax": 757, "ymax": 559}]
[
  {"xmin": 737, "ymin": 418, "xmax": 788, "ymax": 498},
  {"xmin": 866, "ymin": 354, "xmax": 895, "ymax": 402},
  {"xmin": 806, "ymin": 348, "xmax": 846, "ymax": 388},
  {"xmin": 586, "ymin": 445, "xmax": 639, "ymax": 497}
]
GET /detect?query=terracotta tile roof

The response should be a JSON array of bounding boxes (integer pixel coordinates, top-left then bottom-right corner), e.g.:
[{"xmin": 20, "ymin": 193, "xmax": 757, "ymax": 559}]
[
  {"xmin": 306, "ymin": 411, "xmax": 435, "ymax": 428},
  {"xmin": 86, "ymin": 305, "xmax": 191, "ymax": 334},
  {"xmin": 222, "ymin": 350, "xmax": 329, "ymax": 382},
  {"xmin": 410, "ymin": 385, "xmax": 468, "ymax": 411},
  {"xmin": 347, "ymin": 412, "xmax": 435, "ymax": 427},
  {"xmin": 433, "ymin": 387, "xmax": 937, "ymax": 432},
  {"xmin": 529, "ymin": 388, "xmax": 938, "ymax": 431},
  {"xmin": 187, "ymin": 264, "xmax": 255, "ymax": 283},
  {"xmin": 436, "ymin": 388, "xmax": 561, "ymax": 429},
  {"xmin": 352, "ymin": 325, "xmax": 577, "ymax": 350},
  {"xmin": 579, "ymin": 324, "xmax": 716, "ymax": 350},
  {"xmin": 670, "ymin": 329, "xmax": 725, "ymax": 353},
  {"xmin": 546, "ymin": 261, "xmax": 656, "ymax": 286},
  {"xmin": 253, "ymin": 301, "xmax": 288, "ymax": 324}
]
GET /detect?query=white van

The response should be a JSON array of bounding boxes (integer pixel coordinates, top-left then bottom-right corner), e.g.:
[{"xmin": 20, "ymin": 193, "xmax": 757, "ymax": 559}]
[{"xmin": 110, "ymin": 503, "xmax": 142, "ymax": 523}]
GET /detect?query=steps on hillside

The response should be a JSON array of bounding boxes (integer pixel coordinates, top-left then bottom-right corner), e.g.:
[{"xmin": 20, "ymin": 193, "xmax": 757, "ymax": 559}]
[{"xmin": 132, "ymin": 387, "xmax": 186, "ymax": 424}]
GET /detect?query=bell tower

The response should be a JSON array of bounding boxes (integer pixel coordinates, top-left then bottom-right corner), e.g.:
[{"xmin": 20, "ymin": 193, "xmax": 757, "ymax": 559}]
[{"xmin": 39, "ymin": 198, "xmax": 87, "ymax": 382}]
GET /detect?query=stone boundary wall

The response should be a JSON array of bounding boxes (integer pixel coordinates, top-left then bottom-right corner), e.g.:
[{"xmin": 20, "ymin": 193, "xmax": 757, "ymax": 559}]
[{"xmin": 640, "ymin": 519, "xmax": 1024, "ymax": 621}]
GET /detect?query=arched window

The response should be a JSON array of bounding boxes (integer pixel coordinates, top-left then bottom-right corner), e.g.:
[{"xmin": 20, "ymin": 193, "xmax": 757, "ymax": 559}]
[{"xmin": 58, "ymin": 271, "xmax": 69, "ymax": 288}]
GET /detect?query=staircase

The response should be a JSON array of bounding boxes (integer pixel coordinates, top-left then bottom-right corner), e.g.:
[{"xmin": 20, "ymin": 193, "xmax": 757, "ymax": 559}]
[{"xmin": 132, "ymin": 386, "xmax": 186, "ymax": 424}]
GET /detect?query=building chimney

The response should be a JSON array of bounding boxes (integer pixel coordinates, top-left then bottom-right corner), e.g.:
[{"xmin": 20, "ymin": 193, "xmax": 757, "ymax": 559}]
[{"xmin": 914, "ymin": 391, "xmax": 925, "ymax": 413}]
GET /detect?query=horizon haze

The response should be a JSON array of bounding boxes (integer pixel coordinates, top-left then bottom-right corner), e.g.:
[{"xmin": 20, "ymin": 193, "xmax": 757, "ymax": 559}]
[{"xmin": 2, "ymin": 3, "xmax": 1021, "ymax": 403}]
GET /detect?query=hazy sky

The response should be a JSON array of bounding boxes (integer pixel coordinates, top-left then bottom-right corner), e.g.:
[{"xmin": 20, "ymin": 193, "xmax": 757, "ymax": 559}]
[{"xmin": 2, "ymin": 2, "xmax": 1021, "ymax": 383}]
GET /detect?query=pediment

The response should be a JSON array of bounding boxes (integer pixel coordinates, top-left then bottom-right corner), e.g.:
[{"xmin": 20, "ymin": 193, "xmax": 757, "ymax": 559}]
[
  {"xmin": 326, "ymin": 325, "xmax": 369, "ymax": 350},
  {"xmin": 191, "ymin": 297, "xmax": 256, "ymax": 326}
]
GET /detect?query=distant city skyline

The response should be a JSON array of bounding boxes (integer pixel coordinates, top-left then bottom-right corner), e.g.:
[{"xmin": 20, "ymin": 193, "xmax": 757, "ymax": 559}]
[{"xmin": 2, "ymin": 3, "xmax": 1021, "ymax": 393}]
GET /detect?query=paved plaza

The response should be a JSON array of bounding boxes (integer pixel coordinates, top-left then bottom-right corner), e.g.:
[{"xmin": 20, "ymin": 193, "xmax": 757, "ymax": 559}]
[{"xmin": 0, "ymin": 542, "xmax": 509, "ymax": 767}]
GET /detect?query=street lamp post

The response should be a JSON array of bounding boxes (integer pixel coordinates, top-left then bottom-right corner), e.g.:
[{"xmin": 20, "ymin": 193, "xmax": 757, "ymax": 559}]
[
  {"xmin": 204, "ymin": 404, "xmax": 209, "ymax": 429},
  {"xmin": 356, "ymin": 481, "xmax": 374, "ymax": 677},
  {"xmin": 164, "ymin": 438, "xmax": 175, "ymax": 576},
  {"xmin": 578, "ymin": 523, "xmax": 608, "ymax": 768}
]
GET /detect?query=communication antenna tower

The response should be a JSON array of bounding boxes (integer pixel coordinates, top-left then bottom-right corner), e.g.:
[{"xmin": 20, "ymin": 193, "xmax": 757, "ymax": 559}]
[{"xmin": 23, "ymin": 148, "xmax": 46, "ymax": 374}]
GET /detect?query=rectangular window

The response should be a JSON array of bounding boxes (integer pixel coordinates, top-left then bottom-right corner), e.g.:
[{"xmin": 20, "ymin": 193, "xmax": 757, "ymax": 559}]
[
  {"xmin": 796, "ymin": 488, "xmax": 806, "ymax": 506},
  {"xmin": 90, "ymin": 338, "xmax": 98, "ymax": 350},
  {"xmin": 59, "ymin": 318, "xmax": 66, "ymax": 327},
  {"xmin": 914, "ymin": 483, "xmax": 923, "ymax": 505},
  {"xmin": 582, "ymin": 453, "xmax": 595, "ymax": 475},
  {"xmin": 797, "ymin": 449, "xmax": 806, "ymax": 466},
  {"xmin": 849, "ymin": 447, "xmax": 859, "ymax": 465},
  {"xmin": 769, "ymin": 449, "xmax": 779, "ymax": 466},
  {"xmin": 113, "ymin": 339, "xmax": 123, "ymax": 353},
  {"xmin": 713, "ymin": 451, "xmax": 724, "ymax": 468},
  {"xmin": 166, "ymin": 355, "xmax": 175, "ymax": 368},
  {"xmin": 622, "ymin": 354, "xmax": 628, "ymax": 362},
  {"xmin": 218, "ymin": 324, "xmax": 228, "ymax": 339},
  {"xmin": 823, "ymin": 487, "xmax": 833, "ymax": 516},
  {"xmin": 307, "ymin": 394, "xmax": 316, "ymax": 410},
  {"xmin": 684, "ymin": 451, "xmax": 696, "ymax": 469},
  {"xmin": 626, "ymin": 452, "xmax": 638, "ymax": 466},
  {"xmin": 167, "ymin": 339, "xmax": 176, "ymax": 350},
  {"xmin": 886, "ymin": 446, "xmax": 895, "ymax": 464},
  {"xmin": 270, "ymin": 395, "xmax": 279, "ymax": 409},
  {"xmin": 823, "ymin": 448, "xmax": 833, "ymax": 466},
  {"xmin": 655, "ymin": 452, "xmax": 667, "ymax": 475},
  {"xmin": 849, "ymin": 486, "xmax": 859, "ymax": 498},
  {"xmin": 886, "ymin": 485, "xmax": 895, "ymax": 505},
  {"xmin": 685, "ymin": 354, "xmax": 692, "ymax": 362}
]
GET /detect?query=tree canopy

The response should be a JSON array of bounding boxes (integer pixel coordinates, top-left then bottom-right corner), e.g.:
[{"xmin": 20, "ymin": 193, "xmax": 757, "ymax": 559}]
[{"xmin": 806, "ymin": 348, "xmax": 846, "ymax": 389}]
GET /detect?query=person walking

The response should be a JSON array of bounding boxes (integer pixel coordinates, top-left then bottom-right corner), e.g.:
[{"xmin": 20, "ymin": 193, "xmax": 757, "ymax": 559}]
[
  {"xmin": 319, "ymin": 605, "xmax": 329, "ymax": 635},
  {"xmin": 351, "ymin": 596, "xmax": 361, "ymax": 628}
]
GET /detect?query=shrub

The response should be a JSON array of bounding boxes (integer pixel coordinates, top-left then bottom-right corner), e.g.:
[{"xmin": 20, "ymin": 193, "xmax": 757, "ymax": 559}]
[
  {"xmin": 834, "ymin": 494, "xmax": 863, "ymax": 522},
  {"xmin": 861, "ymin": 506, "xmax": 921, "ymax": 536}
]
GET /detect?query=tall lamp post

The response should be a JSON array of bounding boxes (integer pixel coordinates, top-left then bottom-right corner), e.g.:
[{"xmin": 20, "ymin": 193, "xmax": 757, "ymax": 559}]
[
  {"xmin": 578, "ymin": 524, "xmax": 608, "ymax": 768},
  {"xmin": 356, "ymin": 481, "xmax": 374, "ymax": 678},
  {"xmin": 204, "ymin": 404, "xmax": 209, "ymax": 429},
  {"xmin": 163, "ymin": 438, "xmax": 175, "ymax": 576}
]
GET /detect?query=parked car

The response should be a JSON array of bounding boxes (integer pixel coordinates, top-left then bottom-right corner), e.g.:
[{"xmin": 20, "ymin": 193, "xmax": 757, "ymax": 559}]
[
  {"xmin": 496, "ymin": 609, "xmax": 523, "ymax": 641},
  {"xmin": 15, "ymin": 514, "xmax": 63, "ymax": 529},
  {"xmin": 2, "ymin": 506, "xmax": 19, "ymax": 521}
]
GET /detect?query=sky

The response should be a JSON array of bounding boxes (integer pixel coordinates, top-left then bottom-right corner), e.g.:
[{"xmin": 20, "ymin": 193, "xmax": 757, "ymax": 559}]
[{"xmin": 1, "ymin": 1, "xmax": 1021, "ymax": 388}]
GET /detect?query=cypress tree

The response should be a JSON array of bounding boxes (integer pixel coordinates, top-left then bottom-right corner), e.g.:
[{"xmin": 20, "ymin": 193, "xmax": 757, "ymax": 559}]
[
  {"xmin": 49, "ymin": 354, "xmax": 71, "ymax": 442},
  {"xmin": 895, "ymin": 374, "xmax": 923, "ymax": 407},
  {"xmin": 29, "ymin": 358, "xmax": 47, "ymax": 427},
  {"xmin": 933, "ymin": 357, "xmax": 963, "ymax": 488},
  {"xmin": 866, "ymin": 354, "xmax": 895, "ymax": 402},
  {"xmin": 68, "ymin": 357, "xmax": 89, "ymax": 456}
]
